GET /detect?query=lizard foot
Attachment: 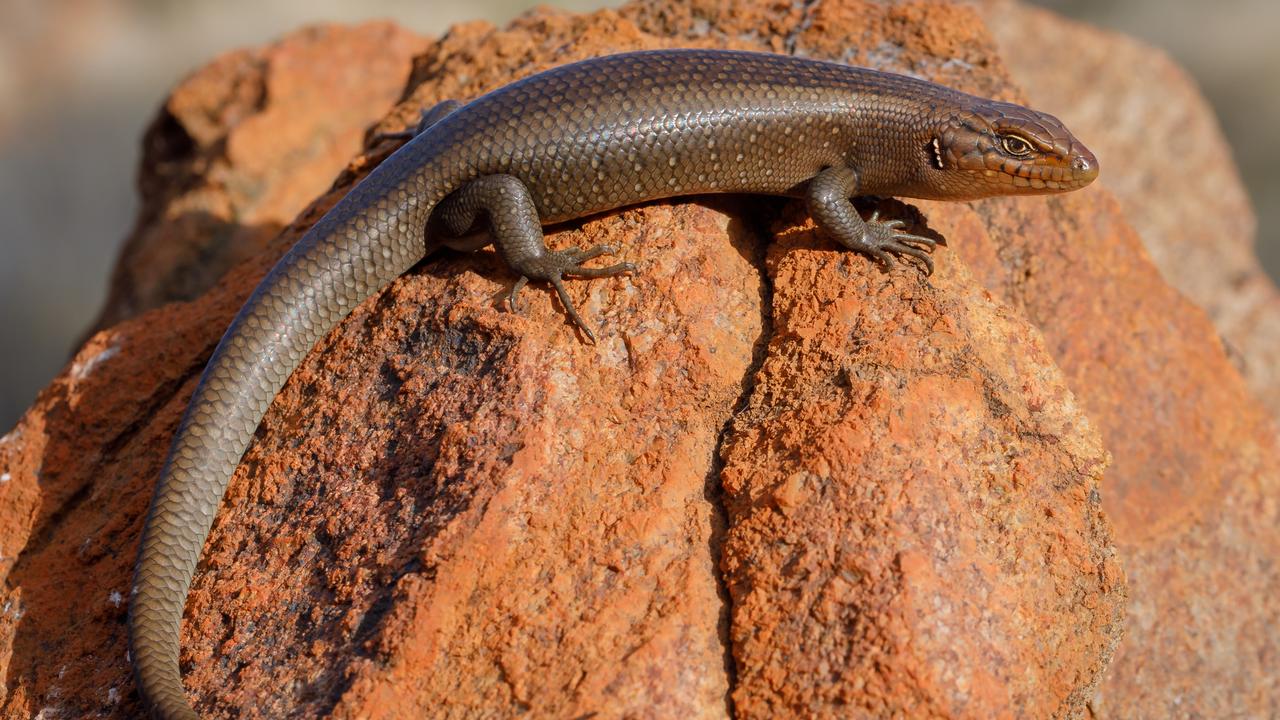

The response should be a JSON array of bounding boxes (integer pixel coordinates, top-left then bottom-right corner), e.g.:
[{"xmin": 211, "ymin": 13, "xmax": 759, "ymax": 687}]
[
  {"xmin": 862, "ymin": 210, "xmax": 938, "ymax": 275},
  {"xmin": 508, "ymin": 244, "xmax": 635, "ymax": 343}
]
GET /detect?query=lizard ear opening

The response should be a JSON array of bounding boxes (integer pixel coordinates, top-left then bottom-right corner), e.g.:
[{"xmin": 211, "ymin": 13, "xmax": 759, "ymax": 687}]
[{"xmin": 931, "ymin": 137, "xmax": 945, "ymax": 170}]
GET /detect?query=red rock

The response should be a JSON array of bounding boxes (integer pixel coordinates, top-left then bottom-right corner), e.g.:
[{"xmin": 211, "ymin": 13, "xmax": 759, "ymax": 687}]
[
  {"xmin": 1, "ymin": 1, "xmax": 1274, "ymax": 719},
  {"xmin": 978, "ymin": 0, "xmax": 1280, "ymax": 421},
  {"xmin": 721, "ymin": 217, "xmax": 1121, "ymax": 718},
  {"xmin": 976, "ymin": 4, "xmax": 1280, "ymax": 715},
  {"xmin": 87, "ymin": 22, "xmax": 430, "ymax": 334}
]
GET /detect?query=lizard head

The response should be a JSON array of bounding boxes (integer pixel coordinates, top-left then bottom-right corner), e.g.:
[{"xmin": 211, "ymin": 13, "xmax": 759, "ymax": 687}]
[{"xmin": 924, "ymin": 99, "xmax": 1098, "ymax": 200}]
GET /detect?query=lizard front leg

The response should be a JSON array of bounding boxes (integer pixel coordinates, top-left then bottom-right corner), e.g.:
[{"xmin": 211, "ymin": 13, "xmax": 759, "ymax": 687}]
[{"xmin": 806, "ymin": 165, "xmax": 937, "ymax": 275}]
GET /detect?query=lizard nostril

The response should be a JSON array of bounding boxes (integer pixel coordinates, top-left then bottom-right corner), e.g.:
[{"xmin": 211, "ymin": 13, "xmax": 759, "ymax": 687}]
[{"xmin": 1071, "ymin": 153, "xmax": 1099, "ymax": 182}]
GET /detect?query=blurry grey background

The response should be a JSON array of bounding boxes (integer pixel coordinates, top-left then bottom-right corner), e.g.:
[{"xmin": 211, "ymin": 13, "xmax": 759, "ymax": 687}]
[{"xmin": 0, "ymin": 0, "xmax": 1276, "ymax": 431}]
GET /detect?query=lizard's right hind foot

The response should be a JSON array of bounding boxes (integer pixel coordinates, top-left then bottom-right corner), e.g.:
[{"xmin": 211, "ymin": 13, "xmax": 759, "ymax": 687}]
[
  {"xmin": 507, "ymin": 244, "xmax": 635, "ymax": 343},
  {"xmin": 436, "ymin": 173, "xmax": 635, "ymax": 342}
]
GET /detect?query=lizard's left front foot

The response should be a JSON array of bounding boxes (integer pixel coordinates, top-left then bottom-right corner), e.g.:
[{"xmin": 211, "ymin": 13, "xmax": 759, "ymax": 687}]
[
  {"xmin": 805, "ymin": 166, "xmax": 941, "ymax": 277},
  {"xmin": 508, "ymin": 245, "xmax": 635, "ymax": 342},
  {"xmin": 862, "ymin": 210, "xmax": 938, "ymax": 275}
]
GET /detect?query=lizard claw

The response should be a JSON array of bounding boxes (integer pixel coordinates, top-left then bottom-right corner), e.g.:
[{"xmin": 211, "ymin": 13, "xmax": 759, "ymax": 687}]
[
  {"xmin": 508, "ymin": 276, "xmax": 530, "ymax": 314},
  {"xmin": 863, "ymin": 215, "xmax": 938, "ymax": 276},
  {"xmin": 505, "ymin": 244, "xmax": 634, "ymax": 342}
]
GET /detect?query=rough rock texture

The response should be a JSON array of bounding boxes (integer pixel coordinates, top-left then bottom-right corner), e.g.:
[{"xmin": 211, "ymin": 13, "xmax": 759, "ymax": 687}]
[
  {"xmin": 973, "ymin": 3, "xmax": 1280, "ymax": 715},
  {"xmin": 721, "ymin": 212, "xmax": 1120, "ymax": 718},
  {"xmin": 86, "ymin": 22, "xmax": 429, "ymax": 335},
  {"xmin": 978, "ymin": 0, "xmax": 1280, "ymax": 420},
  {"xmin": 0, "ymin": 1, "xmax": 1274, "ymax": 718}
]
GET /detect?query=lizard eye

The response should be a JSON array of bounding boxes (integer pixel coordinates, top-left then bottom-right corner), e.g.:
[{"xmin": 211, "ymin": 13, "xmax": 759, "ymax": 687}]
[{"xmin": 1001, "ymin": 134, "xmax": 1034, "ymax": 157}]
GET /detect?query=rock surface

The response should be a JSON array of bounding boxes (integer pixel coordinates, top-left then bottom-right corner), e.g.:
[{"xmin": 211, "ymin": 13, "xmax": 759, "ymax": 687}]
[
  {"xmin": 978, "ymin": 0, "xmax": 1280, "ymax": 423},
  {"xmin": 86, "ymin": 22, "xmax": 429, "ymax": 335},
  {"xmin": 0, "ymin": 1, "xmax": 1273, "ymax": 719},
  {"xmin": 721, "ymin": 213, "xmax": 1120, "ymax": 718},
  {"xmin": 974, "ymin": 3, "xmax": 1280, "ymax": 715}
]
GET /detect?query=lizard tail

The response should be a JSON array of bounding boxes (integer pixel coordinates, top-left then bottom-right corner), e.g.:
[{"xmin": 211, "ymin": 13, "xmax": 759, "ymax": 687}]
[{"xmin": 128, "ymin": 168, "xmax": 434, "ymax": 718}]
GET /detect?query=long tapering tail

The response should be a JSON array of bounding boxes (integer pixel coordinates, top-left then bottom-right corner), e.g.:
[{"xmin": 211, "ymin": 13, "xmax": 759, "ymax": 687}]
[{"xmin": 128, "ymin": 167, "xmax": 433, "ymax": 717}]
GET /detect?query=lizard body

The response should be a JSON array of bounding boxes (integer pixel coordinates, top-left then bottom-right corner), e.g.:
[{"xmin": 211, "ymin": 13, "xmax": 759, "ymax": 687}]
[{"xmin": 129, "ymin": 48, "xmax": 1097, "ymax": 719}]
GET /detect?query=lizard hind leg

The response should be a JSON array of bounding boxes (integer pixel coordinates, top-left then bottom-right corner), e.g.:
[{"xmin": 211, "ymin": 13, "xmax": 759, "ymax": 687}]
[
  {"xmin": 373, "ymin": 99, "xmax": 464, "ymax": 143},
  {"xmin": 435, "ymin": 173, "xmax": 635, "ymax": 342},
  {"xmin": 412, "ymin": 99, "xmax": 463, "ymax": 134}
]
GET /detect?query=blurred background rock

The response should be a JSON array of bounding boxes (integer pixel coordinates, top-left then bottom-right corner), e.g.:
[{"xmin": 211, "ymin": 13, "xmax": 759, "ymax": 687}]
[{"xmin": 0, "ymin": 0, "xmax": 1275, "ymax": 430}]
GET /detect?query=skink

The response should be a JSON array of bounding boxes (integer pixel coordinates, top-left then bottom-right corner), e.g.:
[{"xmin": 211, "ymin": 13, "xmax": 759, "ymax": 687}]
[{"xmin": 128, "ymin": 48, "xmax": 1098, "ymax": 719}]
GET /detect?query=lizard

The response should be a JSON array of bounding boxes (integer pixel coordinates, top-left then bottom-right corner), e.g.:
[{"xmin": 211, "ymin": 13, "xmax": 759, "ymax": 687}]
[{"xmin": 127, "ymin": 48, "xmax": 1099, "ymax": 719}]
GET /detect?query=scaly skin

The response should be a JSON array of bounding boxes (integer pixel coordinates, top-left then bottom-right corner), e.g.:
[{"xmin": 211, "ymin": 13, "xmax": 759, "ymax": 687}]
[{"xmin": 128, "ymin": 48, "xmax": 1098, "ymax": 719}]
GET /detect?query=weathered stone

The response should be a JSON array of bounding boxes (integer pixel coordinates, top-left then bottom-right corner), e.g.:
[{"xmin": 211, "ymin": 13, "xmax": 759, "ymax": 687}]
[{"xmin": 4, "ymin": 2, "xmax": 1274, "ymax": 719}]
